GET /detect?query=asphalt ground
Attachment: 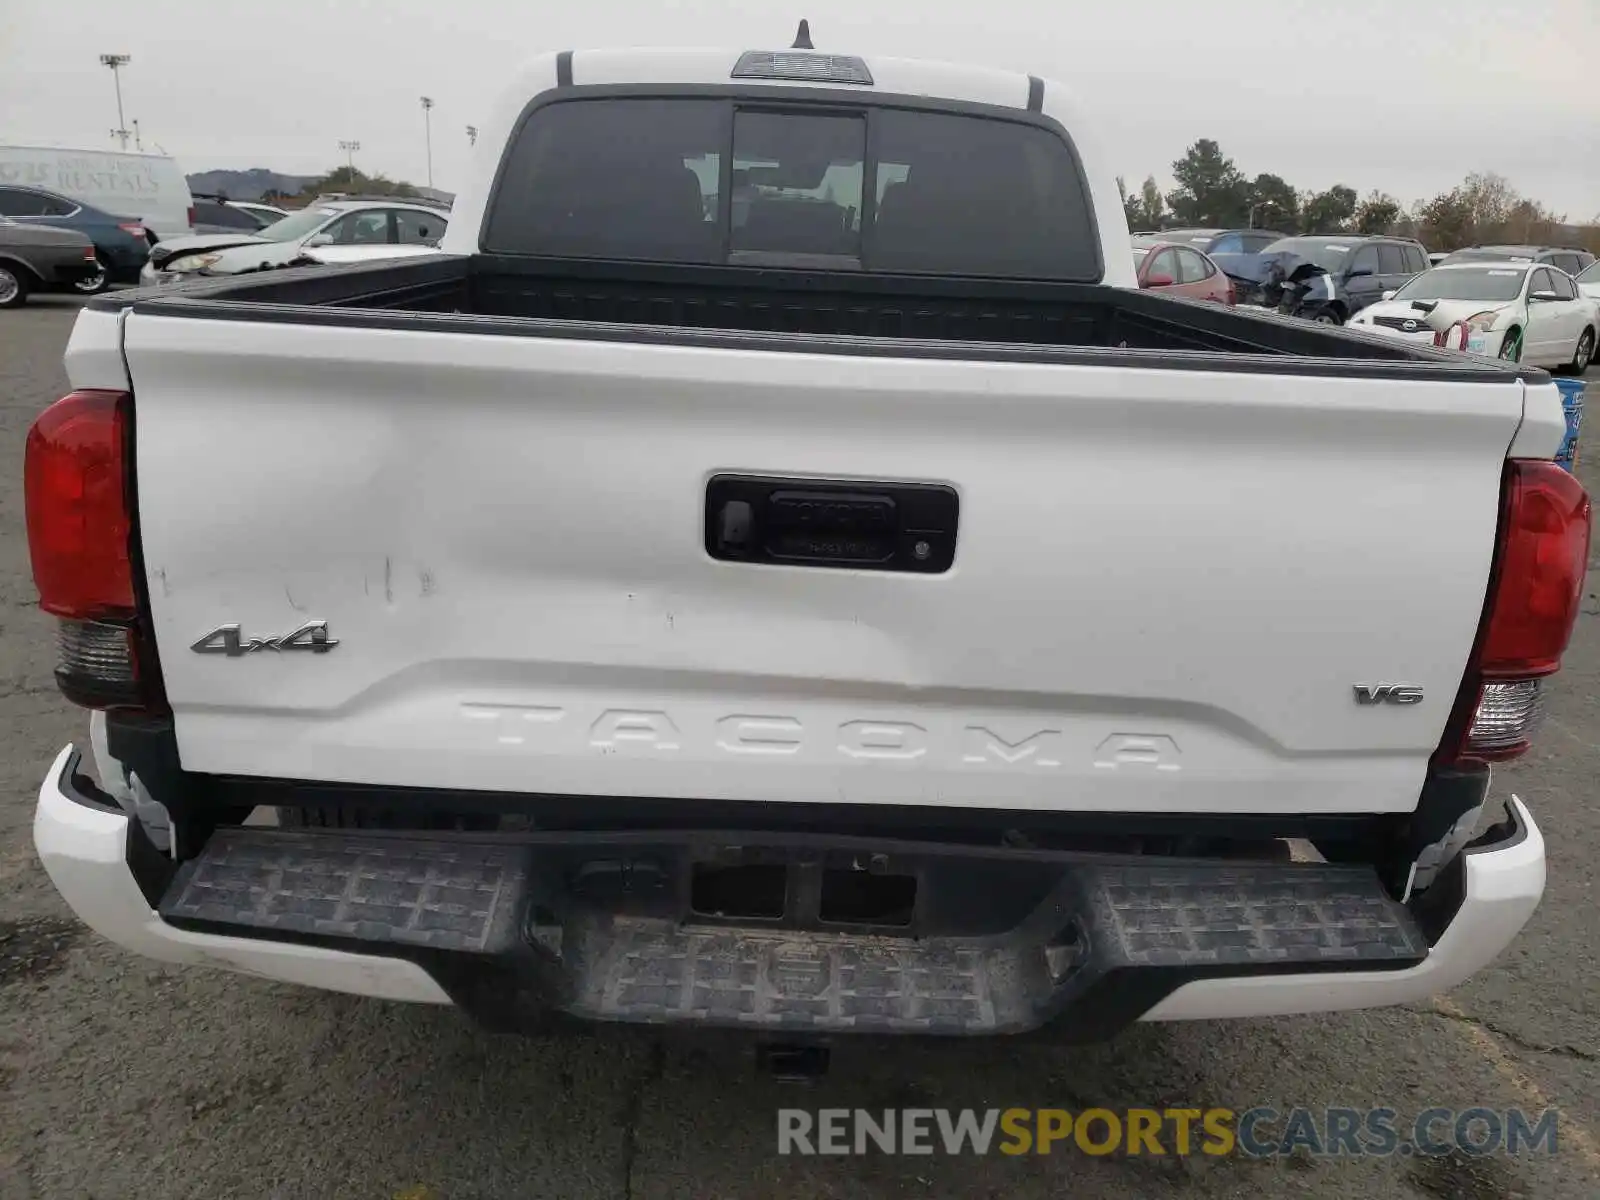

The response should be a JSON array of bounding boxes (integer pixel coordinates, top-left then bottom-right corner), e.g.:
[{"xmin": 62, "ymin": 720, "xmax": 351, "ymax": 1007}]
[{"xmin": 0, "ymin": 295, "xmax": 1596, "ymax": 1199}]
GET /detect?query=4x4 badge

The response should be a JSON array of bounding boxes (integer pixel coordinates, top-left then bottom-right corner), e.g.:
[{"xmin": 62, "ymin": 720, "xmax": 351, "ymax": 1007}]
[{"xmin": 191, "ymin": 621, "xmax": 339, "ymax": 656}]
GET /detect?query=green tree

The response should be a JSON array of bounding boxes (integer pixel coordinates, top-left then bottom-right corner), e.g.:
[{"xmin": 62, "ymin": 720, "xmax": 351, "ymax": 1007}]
[
  {"xmin": 1119, "ymin": 175, "xmax": 1168, "ymax": 230},
  {"xmin": 1166, "ymin": 139, "xmax": 1248, "ymax": 226},
  {"xmin": 373, "ymin": 176, "xmax": 421, "ymax": 198},
  {"xmin": 1354, "ymin": 190, "xmax": 1401, "ymax": 235},
  {"xmin": 310, "ymin": 165, "xmax": 362, "ymax": 192},
  {"xmin": 1137, "ymin": 176, "xmax": 1167, "ymax": 229},
  {"xmin": 1246, "ymin": 173, "xmax": 1298, "ymax": 232},
  {"xmin": 1414, "ymin": 172, "xmax": 1553, "ymax": 248},
  {"xmin": 1415, "ymin": 189, "xmax": 1475, "ymax": 252},
  {"xmin": 1459, "ymin": 172, "xmax": 1516, "ymax": 236},
  {"xmin": 1501, "ymin": 197, "xmax": 1562, "ymax": 244},
  {"xmin": 1300, "ymin": 185, "xmax": 1358, "ymax": 233},
  {"xmin": 1117, "ymin": 176, "xmax": 1141, "ymax": 230},
  {"xmin": 299, "ymin": 166, "xmax": 421, "ymax": 199}
]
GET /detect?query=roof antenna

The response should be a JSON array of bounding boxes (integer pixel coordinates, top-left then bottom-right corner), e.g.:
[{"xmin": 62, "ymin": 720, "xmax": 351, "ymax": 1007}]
[{"xmin": 792, "ymin": 19, "xmax": 814, "ymax": 49}]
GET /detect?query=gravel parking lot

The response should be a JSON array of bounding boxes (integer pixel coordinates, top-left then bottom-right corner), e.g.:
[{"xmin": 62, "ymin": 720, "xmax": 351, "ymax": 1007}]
[{"xmin": 1, "ymin": 296, "xmax": 1597, "ymax": 1199}]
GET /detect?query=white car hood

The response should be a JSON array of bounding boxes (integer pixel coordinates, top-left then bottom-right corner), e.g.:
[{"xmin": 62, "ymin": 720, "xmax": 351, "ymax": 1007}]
[
  {"xmin": 153, "ymin": 233, "xmax": 271, "ymax": 262},
  {"xmin": 207, "ymin": 240, "xmax": 309, "ymax": 273},
  {"xmin": 1359, "ymin": 297, "xmax": 1516, "ymax": 329}
]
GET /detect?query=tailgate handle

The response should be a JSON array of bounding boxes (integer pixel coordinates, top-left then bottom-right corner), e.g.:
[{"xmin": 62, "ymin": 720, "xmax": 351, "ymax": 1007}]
[{"xmin": 705, "ymin": 474, "xmax": 958, "ymax": 574}]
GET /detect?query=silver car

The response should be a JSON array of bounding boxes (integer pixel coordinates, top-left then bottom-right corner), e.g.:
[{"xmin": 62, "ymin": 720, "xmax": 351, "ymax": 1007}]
[{"xmin": 0, "ymin": 219, "xmax": 101, "ymax": 308}]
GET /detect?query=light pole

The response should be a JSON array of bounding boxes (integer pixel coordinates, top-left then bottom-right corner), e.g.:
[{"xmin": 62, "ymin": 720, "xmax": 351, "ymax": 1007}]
[
  {"xmin": 339, "ymin": 139, "xmax": 361, "ymax": 176},
  {"xmin": 466, "ymin": 125, "xmax": 477, "ymax": 148},
  {"xmin": 420, "ymin": 96, "xmax": 435, "ymax": 188},
  {"xmin": 99, "ymin": 54, "xmax": 131, "ymax": 150}
]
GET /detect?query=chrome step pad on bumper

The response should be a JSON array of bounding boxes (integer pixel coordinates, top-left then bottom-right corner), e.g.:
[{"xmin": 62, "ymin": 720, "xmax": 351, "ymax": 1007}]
[{"xmin": 158, "ymin": 828, "xmax": 1428, "ymax": 1036}]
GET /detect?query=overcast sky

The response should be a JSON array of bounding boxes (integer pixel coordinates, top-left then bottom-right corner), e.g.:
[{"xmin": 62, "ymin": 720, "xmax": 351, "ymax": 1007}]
[{"xmin": 3, "ymin": 0, "xmax": 1596, "ymax": 218}]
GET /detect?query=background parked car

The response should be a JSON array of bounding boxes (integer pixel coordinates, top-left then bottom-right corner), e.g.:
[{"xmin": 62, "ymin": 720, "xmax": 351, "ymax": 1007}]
[
  {"xmin": 0, "ymin": 217, "xmax": 101, "ymax": 307},
  {"xmin": 1256, "ymin": 235, "xmax": 1429, "ymax": 319},
  {"xmin": 1130, "ymin": 238, "xmax": 1234, "ymax": 303},
  {"xmin": 1438, "ymin": 244, "xmax": 1595, "ymax": 276},
  {"xmin": 1349, "ymin": 261, "xmax": 1595, "ymax": 371},
  {"xmin": 191, "ymin": 195, "xmax": 287, "ymax": 235},
  {"xmin": 0, "ymin": 183, "xmax": 151, "ymax": 293},
  {"xmin": 142, "ymin": 196, "xmax": 449, "ymax": 283},
  {"xmin": 1211, "ymin": 248, "xmax": 1350, "ymax": 322},
  {"xmin": 1148, "ymin": 227, "xmax": 1287, "ymax": 256}
]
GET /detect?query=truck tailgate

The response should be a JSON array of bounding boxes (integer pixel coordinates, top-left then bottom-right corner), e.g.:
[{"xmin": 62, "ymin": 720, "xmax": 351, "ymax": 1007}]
[{"xmin": 122, "ymin": 314, "xmax": 1527, "ymax": 815}]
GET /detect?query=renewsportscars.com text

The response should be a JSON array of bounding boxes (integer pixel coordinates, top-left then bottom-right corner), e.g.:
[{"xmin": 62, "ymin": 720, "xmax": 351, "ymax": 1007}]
[{"xmin": 776, "ymin": 1107, "xmax": 1562, "ymax": 1158}]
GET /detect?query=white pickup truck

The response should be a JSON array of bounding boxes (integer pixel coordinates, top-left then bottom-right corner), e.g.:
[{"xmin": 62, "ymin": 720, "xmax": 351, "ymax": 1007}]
[{"xmin": 26, "ymin": 40, "xmax": 1589, "ymax": 1056}]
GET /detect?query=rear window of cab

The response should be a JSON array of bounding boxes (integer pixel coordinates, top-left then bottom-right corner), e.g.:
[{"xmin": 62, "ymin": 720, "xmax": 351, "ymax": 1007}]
[{"xmin": 483, "ymin": 94, "xmax": 1102, "ymax": 281}]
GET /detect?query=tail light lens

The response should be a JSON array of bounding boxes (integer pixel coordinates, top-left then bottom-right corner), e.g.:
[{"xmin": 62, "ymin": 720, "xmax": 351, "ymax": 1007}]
[
  {"xmin": 117, "ymin": 221, "xmax": 146, "ymax": 239},
  {"xmin": 26, "ymin": 391, "xmax": 133, "ymax": 618},
  {"xmin": 1436, "ymin": 460, "xmax": 1591, "ymax": 764},
  {"xmin": 187, "ymin": 204, "xmax": 197, "ymax": 229},
  {"xmin": 24, "ymin": 390, "xmax": 164, "ymax": 712},
  {"xmin": 1479, "ymin": 463, "xmax": 1591, "ymax": 677}
]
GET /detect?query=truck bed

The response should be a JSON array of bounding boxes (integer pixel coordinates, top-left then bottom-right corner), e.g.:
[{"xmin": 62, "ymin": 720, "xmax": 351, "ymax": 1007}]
[{"xmin": 101, "ymin": 254, "xmax": 1540, "ymax": 379}]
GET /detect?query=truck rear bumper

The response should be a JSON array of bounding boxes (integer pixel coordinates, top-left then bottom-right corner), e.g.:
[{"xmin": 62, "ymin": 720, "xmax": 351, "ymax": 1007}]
[
  {"xmin": 33, "ymin": 746, "xmax": 450, "ymax": 1005},
  {"xmin": 34, "ymin": 743, "xmax": 1543, "ymax": 1033},
  {"xmin": 1146, "ymin": 793, "xmax": 1543, "ymax": 1020}
]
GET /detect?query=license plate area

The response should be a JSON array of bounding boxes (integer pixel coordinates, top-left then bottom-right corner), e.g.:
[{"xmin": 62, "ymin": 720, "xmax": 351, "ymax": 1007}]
[{"xmin": 705, "ymin": 474, "xmax": 958, "ymax": 573}]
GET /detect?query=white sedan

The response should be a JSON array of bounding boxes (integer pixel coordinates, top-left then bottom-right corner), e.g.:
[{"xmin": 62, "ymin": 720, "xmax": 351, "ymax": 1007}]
[
  {"xmin": 141, "ymin": 200, "xmax": 449, "ymax": 284},
  {"xmin": 1349, "ymin": 262, "xmax": 1596, "ymax": 371}
]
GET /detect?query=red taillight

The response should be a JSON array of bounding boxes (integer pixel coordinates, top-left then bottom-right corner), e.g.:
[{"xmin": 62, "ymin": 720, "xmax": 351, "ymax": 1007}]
[
  {"xmin": 26, "ymin": 391, "xmax": 134, "ymax": 619},
  {"xmin": 1480, "ymin": 463, "xmax": 1591, "ymax": 677},
  {"xmin": 83, "ymin": 246, "xmax": 98, "ymax": 261},
  {"xmin": 118, "ymin": 221, "xmax": 146, "ymax": 238},
  {"xmin": 25, "ymin": 390, "xmax": 162, "ymax": 712},
  {"xmin": 1436, "ymin": 460, "xmax": 1591, "ymax": 764},
  {"xmin": 187, "ymin": 205, "xmax": 196, "ymax": 229}
]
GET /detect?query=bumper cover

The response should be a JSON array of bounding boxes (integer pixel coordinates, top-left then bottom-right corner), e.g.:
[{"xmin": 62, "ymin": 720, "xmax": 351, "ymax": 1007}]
[
  {"xmin": 33, "ymin": 746, "xmax": 448, "ymax": 1004},
  {"xmin": 34, "ymin": 744, "xmax": 1544, "ymax": 1031}
]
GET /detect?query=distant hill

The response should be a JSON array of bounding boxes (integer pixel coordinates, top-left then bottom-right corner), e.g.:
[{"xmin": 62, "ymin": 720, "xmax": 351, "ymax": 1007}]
[{"xmin": 185, "ymin": 168, "xmax": 318, "ymax": 201}]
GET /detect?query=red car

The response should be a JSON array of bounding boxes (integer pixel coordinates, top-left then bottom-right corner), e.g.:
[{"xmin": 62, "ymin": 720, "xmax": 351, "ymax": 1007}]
[{"xmin": 1130, "ymin": 238, "xmax": 1234, "ymax": 304}]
